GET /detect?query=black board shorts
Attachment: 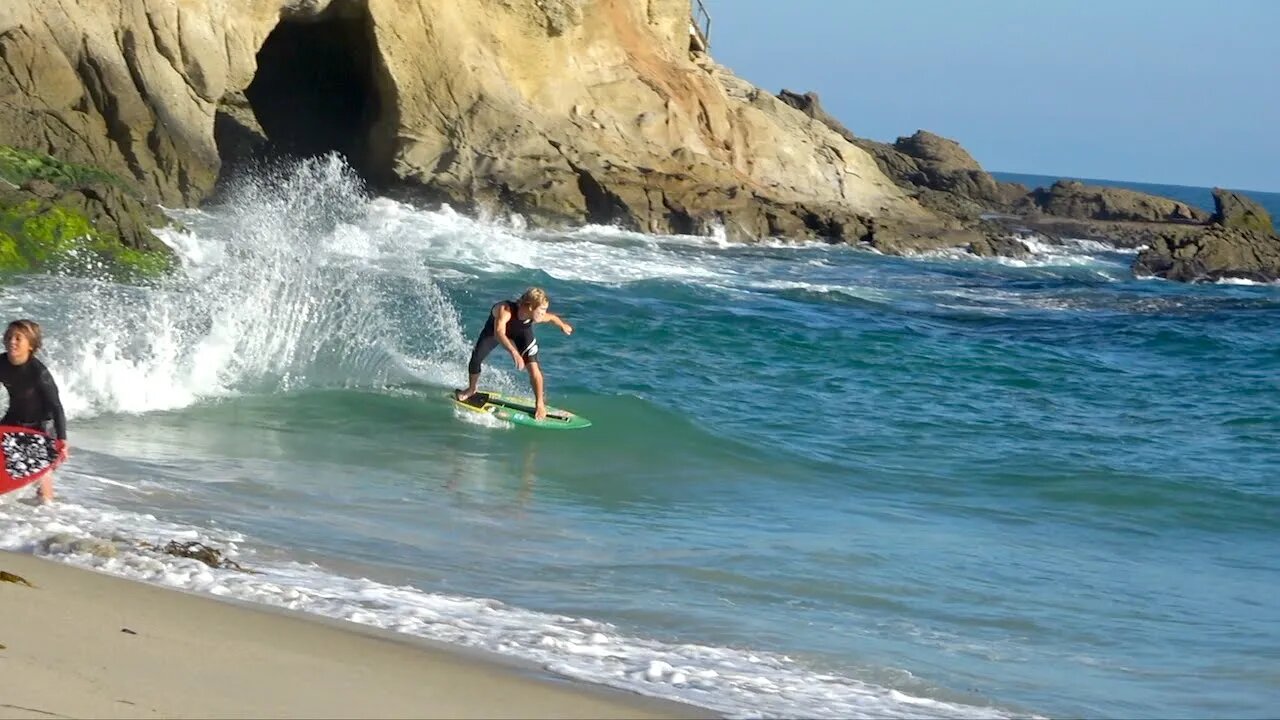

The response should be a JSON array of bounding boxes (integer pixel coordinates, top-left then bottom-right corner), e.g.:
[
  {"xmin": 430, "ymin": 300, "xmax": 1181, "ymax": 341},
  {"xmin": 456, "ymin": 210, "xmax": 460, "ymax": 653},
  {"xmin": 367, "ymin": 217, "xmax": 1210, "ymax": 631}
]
[{"xmin": 467, "ymin": 324, "xmax": 539, "ymax": 374}]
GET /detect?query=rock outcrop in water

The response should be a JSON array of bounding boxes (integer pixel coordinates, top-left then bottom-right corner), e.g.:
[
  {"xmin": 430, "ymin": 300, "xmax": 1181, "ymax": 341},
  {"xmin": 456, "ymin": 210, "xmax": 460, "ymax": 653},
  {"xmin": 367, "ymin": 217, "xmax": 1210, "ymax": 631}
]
[
  {"xmin": 1210, "ymin": 187, "xmax": 1276, "ymax": 233},
  {"xmin": 1133, "ymin": 189, "xmax": 1280, "ymax": 282},
  {"xmin": 1019, "ymin": 180, "xmax": 1208, "ymax": 224}
]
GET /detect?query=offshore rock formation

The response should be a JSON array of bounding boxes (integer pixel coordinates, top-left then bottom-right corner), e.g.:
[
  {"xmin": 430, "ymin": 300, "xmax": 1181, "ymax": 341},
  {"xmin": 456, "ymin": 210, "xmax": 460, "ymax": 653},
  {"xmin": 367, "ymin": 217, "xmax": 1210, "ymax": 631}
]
[
  {"xmin": 1133, "ymin": 189, "xmax": 1280, "ymax": 283},
  {"xmin": 1018, "ymin": 180, "xmax": 1208, "ymax": 224}
]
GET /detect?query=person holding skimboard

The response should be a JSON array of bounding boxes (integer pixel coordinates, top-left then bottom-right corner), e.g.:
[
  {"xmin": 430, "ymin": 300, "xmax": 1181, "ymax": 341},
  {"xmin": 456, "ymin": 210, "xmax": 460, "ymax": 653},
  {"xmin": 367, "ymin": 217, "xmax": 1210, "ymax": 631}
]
[
  {"xmin": 454, "ymin": 287, "xmax": 573, "ymax": 421},
  {"xmin": 0, "ymin": 319, "xmax": 68, "ymax": 503}
]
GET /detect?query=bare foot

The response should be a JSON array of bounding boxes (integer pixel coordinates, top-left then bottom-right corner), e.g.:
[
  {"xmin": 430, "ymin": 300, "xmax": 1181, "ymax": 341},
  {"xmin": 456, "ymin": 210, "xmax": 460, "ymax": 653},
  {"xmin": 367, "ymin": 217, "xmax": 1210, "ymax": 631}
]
[{"xmin": 454, "ymin": 388, "xmax": 475, "ymax": 401}]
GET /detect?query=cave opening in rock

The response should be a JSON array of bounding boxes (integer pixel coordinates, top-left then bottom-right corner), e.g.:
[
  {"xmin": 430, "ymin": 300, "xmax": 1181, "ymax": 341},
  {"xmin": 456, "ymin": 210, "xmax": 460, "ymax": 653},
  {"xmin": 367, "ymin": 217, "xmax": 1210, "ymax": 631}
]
[{"xmin": 240, "ymin": 3, "xmax": 387, "ymax": 182}]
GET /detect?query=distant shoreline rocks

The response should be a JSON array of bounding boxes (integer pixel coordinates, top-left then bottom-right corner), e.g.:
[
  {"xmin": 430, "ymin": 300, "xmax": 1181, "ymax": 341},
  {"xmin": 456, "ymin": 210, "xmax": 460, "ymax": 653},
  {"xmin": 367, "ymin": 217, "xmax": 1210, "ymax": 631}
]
[{"xmin": 775, "ymin": 89, "xmax": 1277, "ymax": 282}]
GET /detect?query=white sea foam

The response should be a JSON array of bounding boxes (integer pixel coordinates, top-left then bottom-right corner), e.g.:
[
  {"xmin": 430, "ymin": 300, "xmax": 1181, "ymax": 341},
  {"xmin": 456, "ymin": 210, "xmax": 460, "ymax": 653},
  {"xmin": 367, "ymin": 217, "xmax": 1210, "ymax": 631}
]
[
  {"xmin": 1061, "ymin": 237, "xmax": 1137, "ymax": 255},
  {"xmin": 1214, "ymin": 276, "xmax": 1279, "ymax": 286},
  {"xmin": 911, "ymin": 235, "xmax": 1127, "ymax": 273},
  {"xmin": 449, "ymin": 403, "xmax": 515, "ymax": 430},
  {"xmin": 355, "ymin": 198, "xmax": 728, "ymax": 285},
  {"xmin": 732, "ymin": 278, "xmax": 896, "ymax": 305},
  {"xmin": 16, "ymin": 158, "xmax": 467, "ymax": 420},
  {"xmin": 0, "ymin": 493, "xmax": 1020, "ymax": 720}
]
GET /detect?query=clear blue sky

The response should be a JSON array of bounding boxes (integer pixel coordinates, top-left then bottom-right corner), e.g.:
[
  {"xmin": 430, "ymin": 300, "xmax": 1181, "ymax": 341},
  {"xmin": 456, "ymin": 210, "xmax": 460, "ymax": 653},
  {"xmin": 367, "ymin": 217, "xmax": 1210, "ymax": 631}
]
[{"xmin": 700, "ymin": 0, "xmax": 1279, "ymax": 191}]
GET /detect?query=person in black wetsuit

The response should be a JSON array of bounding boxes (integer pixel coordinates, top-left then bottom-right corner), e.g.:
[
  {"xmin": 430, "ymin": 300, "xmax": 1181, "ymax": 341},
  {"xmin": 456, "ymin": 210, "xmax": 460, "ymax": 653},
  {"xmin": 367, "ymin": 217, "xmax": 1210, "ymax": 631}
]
[
  {"xmin": 454, "ymin": 287, "xmax": 574, "ymax": 420},
  {"xmin": 1, "ymin": 319, "xmax": 68, "ymax": 503}
]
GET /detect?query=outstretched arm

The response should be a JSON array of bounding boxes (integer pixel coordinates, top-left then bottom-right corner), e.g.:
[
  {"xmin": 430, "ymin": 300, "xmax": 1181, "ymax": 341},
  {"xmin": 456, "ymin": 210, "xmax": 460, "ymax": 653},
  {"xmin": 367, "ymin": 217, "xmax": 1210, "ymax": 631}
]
[{"xmin": 542, "ymin": 312, "xmax": 573, "ymax": 335}]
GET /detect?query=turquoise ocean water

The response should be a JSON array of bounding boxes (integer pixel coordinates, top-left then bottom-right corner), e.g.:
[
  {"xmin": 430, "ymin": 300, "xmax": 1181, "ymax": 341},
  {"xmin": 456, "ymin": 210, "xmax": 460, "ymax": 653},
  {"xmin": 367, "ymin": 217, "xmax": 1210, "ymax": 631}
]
[{"xmin": 2, "ymin": 159, "xmax": 1277, "ymax": 718}]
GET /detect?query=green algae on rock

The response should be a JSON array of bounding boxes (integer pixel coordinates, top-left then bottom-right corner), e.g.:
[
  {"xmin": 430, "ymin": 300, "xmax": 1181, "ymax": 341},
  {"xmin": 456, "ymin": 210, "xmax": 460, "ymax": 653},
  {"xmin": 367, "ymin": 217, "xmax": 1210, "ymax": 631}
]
[
  {"xmin": 0, "ymin": 146, "xmax": 125, "ymax": 190},
  {"xmin": 0, "ymin": 146, "xmax": 175, "ymax": 282}
]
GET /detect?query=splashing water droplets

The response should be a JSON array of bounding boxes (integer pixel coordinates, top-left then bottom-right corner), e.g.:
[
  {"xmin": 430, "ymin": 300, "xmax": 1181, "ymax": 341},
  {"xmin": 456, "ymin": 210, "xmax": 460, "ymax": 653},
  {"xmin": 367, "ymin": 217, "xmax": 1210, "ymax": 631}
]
[{"xmin": 38, "ymin": 156, "xmax": 451, "ymax": 418}]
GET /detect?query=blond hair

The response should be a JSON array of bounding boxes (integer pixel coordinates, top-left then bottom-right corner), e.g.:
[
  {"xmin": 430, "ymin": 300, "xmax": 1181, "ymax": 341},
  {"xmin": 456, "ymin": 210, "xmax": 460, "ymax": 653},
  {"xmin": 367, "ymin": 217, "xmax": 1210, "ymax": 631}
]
[
  {"xmin": 518, "ymin": 287, "xmax": 549, "ymax": 310},
  {"xmin": 4, "ymin": 319, "xmax": 43, "ymax": 353}
]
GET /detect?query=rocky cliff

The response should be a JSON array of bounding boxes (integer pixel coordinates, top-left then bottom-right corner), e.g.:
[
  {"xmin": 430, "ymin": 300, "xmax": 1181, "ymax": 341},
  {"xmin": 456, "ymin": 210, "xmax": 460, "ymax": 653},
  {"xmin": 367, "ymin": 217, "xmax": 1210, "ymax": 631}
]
[
  {"xmin": 1, "ymin": 0, "xmax": 1271, "ymax": 283},
  {"xmin": 1, "ymin": 0, "xmax": 937, "ymax": 251},
  {"xmin": 776, "ymin": 92, "xmax": 1026, "ymax": 220}
]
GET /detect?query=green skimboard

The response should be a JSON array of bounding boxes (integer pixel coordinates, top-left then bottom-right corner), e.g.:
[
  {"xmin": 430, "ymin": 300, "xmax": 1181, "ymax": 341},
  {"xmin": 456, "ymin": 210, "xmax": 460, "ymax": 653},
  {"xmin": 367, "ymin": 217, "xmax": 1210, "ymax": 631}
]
[{"xmin": 452, "ymin": 390, "xmax": 592, "ymax": 430}]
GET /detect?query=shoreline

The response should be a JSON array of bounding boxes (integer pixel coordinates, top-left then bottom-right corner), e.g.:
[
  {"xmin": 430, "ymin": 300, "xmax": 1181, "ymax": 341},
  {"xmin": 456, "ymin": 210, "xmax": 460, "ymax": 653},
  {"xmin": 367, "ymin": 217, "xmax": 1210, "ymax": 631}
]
[{"xmin": 0, "ymin": 549, "xmax": 718, "ymax": 719}]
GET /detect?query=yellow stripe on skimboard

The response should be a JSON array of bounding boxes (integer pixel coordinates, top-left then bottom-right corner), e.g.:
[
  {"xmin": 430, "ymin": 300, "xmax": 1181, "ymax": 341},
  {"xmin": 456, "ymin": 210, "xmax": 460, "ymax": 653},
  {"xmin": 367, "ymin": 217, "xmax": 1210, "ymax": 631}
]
[{"xmin": 451, "ymin": 390, "xmax": 592, "ymax": 429}]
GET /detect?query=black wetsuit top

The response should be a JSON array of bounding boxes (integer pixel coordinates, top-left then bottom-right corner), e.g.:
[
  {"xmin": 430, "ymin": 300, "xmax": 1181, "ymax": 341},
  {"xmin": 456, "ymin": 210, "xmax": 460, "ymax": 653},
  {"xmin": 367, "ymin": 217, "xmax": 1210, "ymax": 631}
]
[
  {"xmin": 467, "ymin": 301, "xmax": 538, "ymax": 374},
  {"xmin": 481, "ymin": 301, "xmax": 534, "ymax": 341},
  {"xmin": 0, "ymin": 354, "xmax": 67, "ymax": 440}
]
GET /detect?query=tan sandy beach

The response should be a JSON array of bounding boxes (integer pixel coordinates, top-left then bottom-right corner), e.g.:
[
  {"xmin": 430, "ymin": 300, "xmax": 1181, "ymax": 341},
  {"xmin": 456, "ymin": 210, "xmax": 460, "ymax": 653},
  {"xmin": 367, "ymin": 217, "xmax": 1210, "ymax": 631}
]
[{"xmin": 0, "ymin": 550, "xmax": 717, "ymax": 719}]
